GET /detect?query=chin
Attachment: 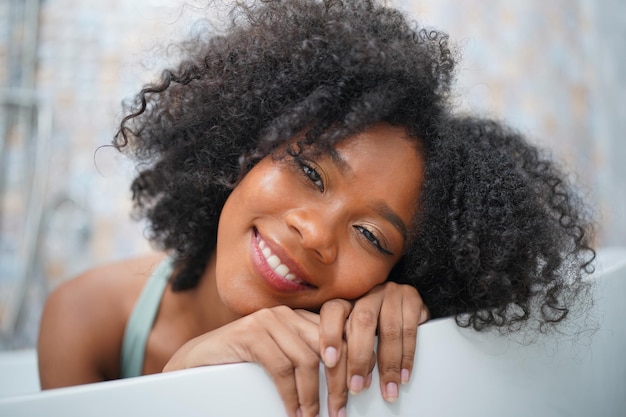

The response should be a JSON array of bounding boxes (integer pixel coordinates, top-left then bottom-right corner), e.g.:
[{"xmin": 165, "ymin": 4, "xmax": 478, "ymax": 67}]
[{"xmin": 218, "ymin": 285, "xmax": 270, "ymax": 317}]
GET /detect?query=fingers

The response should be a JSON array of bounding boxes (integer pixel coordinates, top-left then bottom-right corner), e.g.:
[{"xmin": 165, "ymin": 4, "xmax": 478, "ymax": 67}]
[
  {"xmin": 319, "ymin": 299, "xmax": 352, "ymax": 368},
  {"xmin": 376, "ymin": 283, "xmax": 426, "ymax": 402},
  {"xmin": 175, "ymin": 306, "xmax": 322, "ymax": 417},
  {"xmin": 318, "ymin": 299, "xmax": 352, "ymax": 417},
  {"xmin": 250, "ymin": 307, "xmax": 322, "ymax": 417},
  {"xmin": 343, "ymin": 283, "xmax": 429, "ymax": 403},
  {"xmin": 324, "ymin": 342, "xmax": 348, "ymax": 417},
  {"xmin": 345, "ymin": 288, "xmax": 383, "ymax": 396},
  {"xmin": 376, "ymin": 287, "xmax": 405, "ymax": 403}
]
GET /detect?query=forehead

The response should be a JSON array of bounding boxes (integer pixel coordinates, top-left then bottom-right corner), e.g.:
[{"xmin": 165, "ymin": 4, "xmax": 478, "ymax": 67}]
[
  {"xmin": 334, "ymin": 124, "xmax": 421, "ymax": 172},
  {"xmin": 333, "ymin": 123, "xmax": 425, "ymax": 222}
]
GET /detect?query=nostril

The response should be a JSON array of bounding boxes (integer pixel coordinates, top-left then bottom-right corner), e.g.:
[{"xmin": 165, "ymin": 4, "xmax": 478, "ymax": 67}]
[
  {"xmin": 285, "ymin": 209, "xmax": 306, "ymax": 239},
  {"xmin": 287, "ymin": 219, "xmax": 304, "ymax": 239},
  {"xmin": 285, "ymin": 208, "xmax": 338, "ymax": 263}
]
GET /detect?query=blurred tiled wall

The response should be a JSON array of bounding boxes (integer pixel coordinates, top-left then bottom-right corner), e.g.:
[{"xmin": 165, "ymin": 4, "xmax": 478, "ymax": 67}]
[
  {"xmin": 404, "ymin": 0, "xmax": 626, "ymax": 247},
  {"xmin": 1, "ymin": 0, "xmax": 625, "ymax": 349}
]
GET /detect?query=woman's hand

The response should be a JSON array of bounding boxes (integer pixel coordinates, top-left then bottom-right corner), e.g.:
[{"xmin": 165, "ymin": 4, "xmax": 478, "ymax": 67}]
[
  {"xmin": 163, "ymin": 305, "xmax": 333, "ymax": 417},
  {"xmin": 319, "ymin": 283, "xmax": 429, "ymax": 403}
]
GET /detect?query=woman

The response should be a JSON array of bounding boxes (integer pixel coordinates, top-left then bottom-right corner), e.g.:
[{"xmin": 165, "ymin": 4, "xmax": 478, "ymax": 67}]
[{"xmin": 38, "ymin": 1, "xmax": 595, "ymax": 417}]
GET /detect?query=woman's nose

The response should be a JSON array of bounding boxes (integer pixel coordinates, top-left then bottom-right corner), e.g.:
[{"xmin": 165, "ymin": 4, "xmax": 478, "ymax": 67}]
[{"xmin": 284, "ymin": 207, "xmax": 338, "ymax": 264}]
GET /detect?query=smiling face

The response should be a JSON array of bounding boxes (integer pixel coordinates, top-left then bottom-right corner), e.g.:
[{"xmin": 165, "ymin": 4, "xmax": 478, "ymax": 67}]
[{"xmin": 214, "ymin": 123, "xmax": 425, "ymax": 316}]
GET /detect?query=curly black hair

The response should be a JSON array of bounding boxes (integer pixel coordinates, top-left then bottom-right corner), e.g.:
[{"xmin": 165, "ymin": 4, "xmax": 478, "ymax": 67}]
[{"xmin": 114, "ymin": 0, "xmax": 595, "ymax": 331}]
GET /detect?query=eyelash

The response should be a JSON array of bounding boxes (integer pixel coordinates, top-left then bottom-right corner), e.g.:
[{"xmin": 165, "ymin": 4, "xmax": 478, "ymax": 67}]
[
  {"xmin": 354, "ymin": 225, "xmax": 393, "ymax": 255},
  {"xmin": 295, "ymin": 156, "xmax": 393, "ymax": 256},
  {"xmin": 297, "ymin": 158, "xmax": 325, "ymax": 192}
]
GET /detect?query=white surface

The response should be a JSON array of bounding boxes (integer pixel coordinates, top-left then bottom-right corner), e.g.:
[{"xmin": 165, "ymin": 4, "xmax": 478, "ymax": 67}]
[
  {"xmin": 0, "ymin": 350, "xmax": 39, "ymax": 398},
  {"xmin": 0, "ymin": 247, "xmax": 624, "ymax": 416}
]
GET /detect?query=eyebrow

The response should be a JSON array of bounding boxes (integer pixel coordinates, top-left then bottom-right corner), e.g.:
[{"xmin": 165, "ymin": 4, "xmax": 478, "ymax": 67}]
[
  {"xmin": 371, "ymin": 201, "xmax": 409, "ymax": 242},
  {"xmin": 328, "ymin": 148, "xmax": 350, "ymax": 172},
  {"xmin": 330, "ymin": 149, "xmax": 409, "ymax": 242}
]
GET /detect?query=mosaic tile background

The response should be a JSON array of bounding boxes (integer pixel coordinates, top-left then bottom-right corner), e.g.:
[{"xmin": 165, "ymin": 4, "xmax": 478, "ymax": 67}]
[{"xmin": 1, "ymin": 0, "xmax": 625, "ymax": 349}]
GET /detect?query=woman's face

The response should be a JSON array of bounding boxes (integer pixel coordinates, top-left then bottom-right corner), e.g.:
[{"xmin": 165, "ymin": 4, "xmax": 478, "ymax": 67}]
[{"xmin": 214, "ymin": 123, "xmax": 425, "ymax": 316}]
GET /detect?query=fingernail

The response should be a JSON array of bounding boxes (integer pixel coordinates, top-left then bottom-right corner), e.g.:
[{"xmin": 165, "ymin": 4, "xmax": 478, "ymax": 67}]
[
  {"xmin": 401, "ymin": 368, "xmax": 410, "ymax": 384},
  {"xmin": 385, "ymin": 382, "xmax": 399, "ymax": 402},
  {"xmin": 296, "ymin": 407, "xmax": 303, "ymax": 417},
  {"xmin": 324, "ymin": 346, "xmax": 338, "ymax": 368},
  {"xmin": 365, "ymin": 372, "xmax": 373, "ymax": 388},
  {"xmin": 337, "ymin": 407, "xmax": 346, "ymax": 417},
  {"xmin": 349, "ymin": 375, "xmax": 364, "ymax": 395}
]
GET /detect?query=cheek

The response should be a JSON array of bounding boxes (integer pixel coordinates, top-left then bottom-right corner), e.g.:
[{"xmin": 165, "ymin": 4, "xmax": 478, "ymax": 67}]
[
  {"xmin": 242, "ymin": 164, "xmax": 297, "ymax": 209},
  {"xmin": 219, "ymin": 162, "xmax": 289, "ymax": 226},
  {"xmin": 335, "ymin": 260, "xmax": 391, "ymax": 299},
  {"xmin": 215, "ymin": 273, "xmax": 257, "ymax": 316}
]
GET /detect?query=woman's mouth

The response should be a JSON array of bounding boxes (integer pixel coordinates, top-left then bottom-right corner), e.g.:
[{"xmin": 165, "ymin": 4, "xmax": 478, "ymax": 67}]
[
  {"xmin": 258, "ymin": 237, "xmax": 299, "ymax": 281},
  {"xmin": 251, "ymin": 229, "xmax": 314, "ymax": 291}
]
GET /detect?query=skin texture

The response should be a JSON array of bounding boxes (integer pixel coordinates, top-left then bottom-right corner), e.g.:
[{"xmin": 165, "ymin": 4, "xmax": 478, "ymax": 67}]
[
  {"xmin": 165, "ymin": 123, "xmax": 425, "ymax": 417},
  {"xmin": 112, "ymin": 0, "xmax": 594, "ymax": 333},
  {"xmin": 38, "ymin": 255, "xmax": 165, "ymax": 387},
  {"xmin": 39, "ymin": 1, "xmax": 596, "ymax": 416},
  {"xmin": 214, "ymin": 124, "xmax": 423, "ymax": 315},
  {"xmin": 39, "ymin": 124, "xmax": 429, "ymax": 417}
]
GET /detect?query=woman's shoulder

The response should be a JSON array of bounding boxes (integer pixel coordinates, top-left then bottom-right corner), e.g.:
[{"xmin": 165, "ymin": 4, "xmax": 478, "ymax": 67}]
[
  {"xmin": 46, "ymin": 253, "xmax": 167, "ymax": 317},
  {"xmin": 38, "ymin": 253, "xmax": 167, "ymax": 387}
]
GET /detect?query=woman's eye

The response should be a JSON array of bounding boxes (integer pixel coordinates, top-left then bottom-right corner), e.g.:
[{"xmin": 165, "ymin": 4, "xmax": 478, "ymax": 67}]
[
  {"xmin": 299, "ymin": 161, "xmax": 324, "ymax": 192},
  {"xmin": 354, "ymin": 225, "xmax": 393, "ymax": 255}
]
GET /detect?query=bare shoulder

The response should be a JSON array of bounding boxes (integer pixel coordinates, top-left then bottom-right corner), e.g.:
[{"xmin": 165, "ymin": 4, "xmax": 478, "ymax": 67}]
[
  {"xmin": 50, "ymin": 254, "xmax": 167, "ymax": 311},
  {"xmin": 37, "ymin": 253, "xmax": 166, "ymax": 388}
]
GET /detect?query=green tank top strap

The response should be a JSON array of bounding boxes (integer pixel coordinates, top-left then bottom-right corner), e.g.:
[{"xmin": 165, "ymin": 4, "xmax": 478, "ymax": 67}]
[{"xmin": 120, "ymin": 257, "xmax": 173, "ymax": 378}]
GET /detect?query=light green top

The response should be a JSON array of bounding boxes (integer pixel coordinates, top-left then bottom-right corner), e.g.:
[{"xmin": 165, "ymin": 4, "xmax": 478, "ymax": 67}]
[{"xmin": 120, "ymin": 257, "xmax": 172, "ymax": 378}]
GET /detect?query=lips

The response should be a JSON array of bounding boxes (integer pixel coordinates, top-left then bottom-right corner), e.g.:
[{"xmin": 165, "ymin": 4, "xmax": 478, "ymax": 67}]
[{"xmin": 251, "ymin": 228, "xmax": 314, "ymax": 292}]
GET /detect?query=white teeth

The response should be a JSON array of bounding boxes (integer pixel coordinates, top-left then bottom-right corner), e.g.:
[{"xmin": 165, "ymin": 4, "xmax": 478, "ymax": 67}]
[
  {"xmin": 275, "ymin": 264, "xmax": 290, "ymax": 278},
  {"xmin": 266, "ymin": 254, "xmax": 281, "ymax": 269},
  {"xmin": 258, "ymin": 235, "xmax": 297, "ymax": 280}
]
